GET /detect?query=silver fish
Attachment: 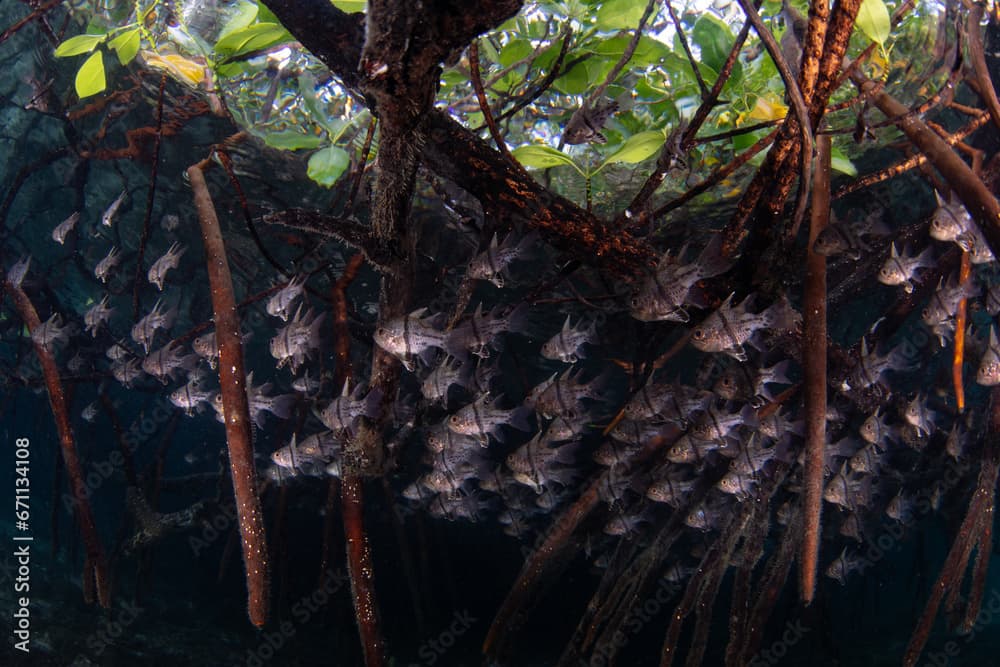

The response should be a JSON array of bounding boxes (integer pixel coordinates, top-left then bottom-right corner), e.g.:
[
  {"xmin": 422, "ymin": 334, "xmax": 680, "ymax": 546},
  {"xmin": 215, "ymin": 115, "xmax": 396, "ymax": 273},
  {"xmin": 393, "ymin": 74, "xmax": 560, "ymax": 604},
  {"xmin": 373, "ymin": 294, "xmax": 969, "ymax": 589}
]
[
  {"xmin": 141, "ymin": 343, "xmax": 198, "ymax": 384},
  {"xmin": 689, "ymin": 403, "xmax": 757, "ymax": 443},
  {"xmin": 859, "ymin": 408, "xmax": 892, "ymax": 446},
  {"xmin": 170, "ymin": 378, "xmax": 214, "ymax": 415},
  {"xmin": 111, "ymin": 358, "xmax": 144, "ymax": 387},
  {"xmin": 67, "ymin": 351, "xmax": 88, "ymax": 373},
  {"xmin": 921, "ymin": 276, "xmax": 979, "ymax": 329},
  {"xmin": 132, "ymin": 299, "xmax": 177, "ymax": 354},
  {"xmin": 929, "ymin": 191, "xmax": 972, "ymax": 242},
  {"xmin": 447, "ymin": 393, "xmax": 531, "ymax": 444},
  {"xmin": 886, "ymin": 491, "xmax": 915, "ymax": 523},
  {"xmin": 825, "ymin": 547, "xmax": 865, "ymax": 585},
  {"xmin": 160, "ymin": 213, "xmax": 181, "ymax": 232},
  {"xmin": 713, "ymin": 359, "xmax": 792, "ymax": 404},
  {"xmin": 977, "ymin": 325, "xmax": 1000, "ymax": 386},
  {"xmin": 7, "ymin": 255, "xmax": 31, "ymax": 288},
  {"xmin": 945, "ymin": 423, "xmax": 969, "ymax": 461},
  {"xmin": 903, "ymin": 393, "xmax": 936, "ymax": 437},
  {"xmin": 823, "ymin": 466, "xmax": 873, "ymax": 511},
  {"xmin": 31, "ymin": 312, "xmax": 75, "ymax": 349},
  {"xmin": 690, "ymin": 294, "xmax": 800, "ymax": 361},
  {"xmin": 271, "ymin": 431, "xmax": 341, "ymax": 472},
  {"xmin": 81, "ymin": 401, "xmax": 99, "ymax": 422},
  {"xmin": 246, "ymin": 372, "xmax": 297, "ymax": 428},
  {"xmin": 420, "ymin": 356, "xmax": 472, "ymax": 405},
  {"xmin": 646, "ymin": 474, "xmax": 698, "ymax": 506},
  {"xmin": 541, "ymin": 314, "xmax": 597, "ymax": 363},
  {"xmin": 955, "ymin": 226, "xmax": 996, "ymax": 265},
  {"xmin": 630, "ymin": 237, "xmax": 732, "ymax": 323},
  {"xmin": 447, "ymin": 302, "xmax": 529, "ymax": 358},
  {"xmin": 467, "ymin": 231, "xmax": 535, "ymax": 288},
  {"xmin": 106, "ymin": 341, "xmax": 131, "ymax": 361},
  {"xmin": 842, "ymin": 338, "xmax": 910, "ymax": 392},
  {"xmin": 52, "ymin": 212, "xmax": 80, "ymax": 244},
  {"xmin": 563, "ymin": 99, "xmax": 619, "ymax": 145},
  {"xmin": 192, "ymin": 331, "xmax": 219, "ymax": 368},
  {"xmin": 291, "ymin": 372, "xmax": 323, "ymax": 395},
  {"xmin": 987, "ymin": 283, "xmax": 1000, "ymax": 316},
  {"xmin": 812, "ymin": 210, "xmax": 888, "ymax": 259},
  {"xmin": 848, "ymin": 442, "xmax": 881, "ymax": 475},
  {"xmin": 95, "ymin": 246, "xmax": 121, "ymax": 284},
  {"xmin": 101, "ymin": 189, "xmax": 127, "ymax": 227},
  {"xmin": 716, "ymin": 469, "xmax": 756, "ymax": 498},
  {"xmin": 530, "ymin": 367, "xmax": 603, "ymax": 421},
  {"xmin": 317, "ymin": 383, "xmax": 382, "ymax": 432},
  {"xmin": 877, "ymin": 243, "xmax": 935, "ymax": 293},
  {"xmin": 147, "ymin": 241, "xmax": 186, "ymax": 290},
  {"xmin": 269, "ymin": 304, "xmax": 325, "ymax": 372},
  {"xmin": 373, "ymin": 307, "xmax": 449, "ymax": 370},
  {"xmin": 266, "ymin": 274, "xmax": 307, "ymax": 321},
  {"xmin": 84, "ymin": 295, "xmax": 114, "ymax": 336}
]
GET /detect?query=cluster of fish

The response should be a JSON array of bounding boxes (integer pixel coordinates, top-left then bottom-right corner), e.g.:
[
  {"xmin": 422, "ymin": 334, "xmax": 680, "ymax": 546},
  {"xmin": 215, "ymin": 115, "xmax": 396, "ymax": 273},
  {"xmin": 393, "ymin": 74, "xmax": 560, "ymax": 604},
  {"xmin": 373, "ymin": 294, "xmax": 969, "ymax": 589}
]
[
  {"xmin": 5, "ymin": 190, "xmax": 327, "ymax": 438},
  {"xmin": 7, "ymin": 177, "xmax": 1000, "ymax": 597}
]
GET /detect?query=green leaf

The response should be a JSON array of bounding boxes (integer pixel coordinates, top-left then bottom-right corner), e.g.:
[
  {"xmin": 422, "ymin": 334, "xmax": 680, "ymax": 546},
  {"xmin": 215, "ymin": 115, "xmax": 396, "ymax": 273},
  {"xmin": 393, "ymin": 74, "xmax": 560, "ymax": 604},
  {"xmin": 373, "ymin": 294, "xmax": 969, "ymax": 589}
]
[
  {"xmin": 829, "ymin": 147, "xmax": 858, "ymax": 177},
  {"xmin": 691, "ymin": 14, "xmax": 735, "ymax": 73},
  {"xmin": 553, "ymin": 59, "xmax": 593, "ymax": 94},
  {"xmin": 331, "ymin": 0, "xmax": 366, "ymax": 12},
  {"xmin": 595, "ymin": 0, "xmax": 645, "ymax": 30},
  {"xmin": 55, "ymin": 34, "xmax": 106, "ymax": 58},
  {"xmin": 264, "ymin": 131, "xmax": 325, "ymax": 151},
  {"xmin": 214, "ymin": 23, "xmax": 291, "ymax": 58},
  {"xmin": 217, "ymin": 0, "xmax": 258, "ymax": 41},
  {"xmin": 856, "ymin": 0, "xmax": 891, "ymax": 46},
  {"xmin": 499, "ymin": 38, "xmax": 534, "ymax": 67},
  {"xmin": 590, "ymin": 34, "xmax": 669, "ymax": 68},
  {"xmin": 512, "ymin": 145, "xmax": 580, "ymax": 172},
  {"xmin": 600, "ymin": 130, "xmax": 663, "ymax": 168},
  {"xmin": 307, "ymin": 145, "xmax": 350, "ymax": 187},
  {"xmin": 75, "ymin": 51, "xmax": 106, "ymax": 98},
  {"xmin": 108, "ymin": 28, "xmax": 140, "ymax": 66}
]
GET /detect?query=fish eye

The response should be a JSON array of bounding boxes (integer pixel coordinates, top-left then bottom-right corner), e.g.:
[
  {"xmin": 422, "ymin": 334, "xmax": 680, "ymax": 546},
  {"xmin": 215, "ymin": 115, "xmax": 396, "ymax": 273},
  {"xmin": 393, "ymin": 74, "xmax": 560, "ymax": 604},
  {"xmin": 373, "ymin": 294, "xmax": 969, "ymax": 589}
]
[
  {"xmin": 692, "ymin": 330, "xmax": 704, "ymax": 340},
  {"xmin": 449, "ymin": 415, "xmax": 459, "ymax": 424},
  {"xmin": 376, "ymin": 327, "xmax": 385, "ymax": 336}
]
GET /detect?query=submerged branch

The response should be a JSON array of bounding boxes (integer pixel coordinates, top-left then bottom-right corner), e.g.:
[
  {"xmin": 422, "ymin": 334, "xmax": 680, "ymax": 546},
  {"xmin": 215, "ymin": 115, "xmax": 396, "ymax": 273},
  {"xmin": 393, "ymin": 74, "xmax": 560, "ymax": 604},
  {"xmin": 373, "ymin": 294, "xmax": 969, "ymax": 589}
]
[
  {"xmin": 3, "ymin": 279, "xmax": 111, "ymax": 608},
  {"xmin": 188, "ymin": 162, "xmax": 270, "ymax": 627},
  {"xmin": 800, "ymin": 134, "xmax": 830, "ymax": 604}
]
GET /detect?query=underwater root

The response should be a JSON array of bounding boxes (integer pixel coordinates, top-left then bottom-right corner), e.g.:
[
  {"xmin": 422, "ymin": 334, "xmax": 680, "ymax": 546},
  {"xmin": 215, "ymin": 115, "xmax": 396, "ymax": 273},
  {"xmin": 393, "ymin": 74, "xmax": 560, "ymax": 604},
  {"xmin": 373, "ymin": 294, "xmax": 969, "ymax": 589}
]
[
  {"xmin": 2, "ymin": 279, "xmax": 110, "ymax": 607},
  {"xmin": 188, "ymin": 160, "xmax": 270, "ymax": 627}
]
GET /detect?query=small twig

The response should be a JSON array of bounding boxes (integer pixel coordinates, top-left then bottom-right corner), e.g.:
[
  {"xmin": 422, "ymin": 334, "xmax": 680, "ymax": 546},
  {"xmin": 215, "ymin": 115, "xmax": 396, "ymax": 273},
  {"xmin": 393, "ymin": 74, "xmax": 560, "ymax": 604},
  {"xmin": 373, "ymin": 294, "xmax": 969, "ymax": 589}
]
[
  {"xmin": 0, "ymin": 0, "xmax": 65, "ymax": 45},
  {"xmin": 848, "ymin": 62, "xmax": 1000, "ymax": 259},
  {"xmin": 667, "ymin": 0, "xmax": 711, "ymax": 99},
  {"xmin": 832, "ymin": 110, "xmax": 989, "ymax": 199},
  {"xmin": 347, "ymin": 117, "xmax": 377, "ymax": 213},
  {"xmin": 131, "ymin": 73, "xmax": 167, "ymax": 319},
  {"xmin": 214, "ymin": 146, "xmax": 289, "ymax": 278},
  {"xmin": 652, "ymin": 128, "xmax": 779, "ymax": 219},
  {"xmin": 966, "ymin": 3, "xmax": 1000, "ymax": 133},
  {"xmin": 489, "ymin": 26, "xmax": 573, "ymax": 125},
  {"xmin": 735, "ymin": 0, "xmax": 813, "ymax": 239},
  {"xmin": 469, "ymin": 40, "xmax": 511, "ymax": 159},
  {"xmin": 953, "ymin": 250, "xmax": 971, "ymax": 412}
]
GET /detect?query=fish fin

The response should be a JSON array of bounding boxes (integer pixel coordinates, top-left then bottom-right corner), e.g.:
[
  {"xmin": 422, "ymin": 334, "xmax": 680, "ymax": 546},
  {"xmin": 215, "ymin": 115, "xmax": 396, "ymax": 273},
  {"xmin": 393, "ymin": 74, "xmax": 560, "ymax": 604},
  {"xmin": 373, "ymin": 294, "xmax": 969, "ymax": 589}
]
[
  {"xmin": 696, "ymin": 234, "xmax": 734, "ymax": 278},
  {"xmin": 507, "ymin": 406, "xmax": 533, "ymax": 432},
  {"xmin": 270, "ymin": 394, "xmax": 297, "ymax": 420},
  {"xmin": 504, "ymin": 302, "xmax": 531, "ymax": 336},
  {"xmin": 363, "ymin": 388, "xmax": 384, "ymax": 418}
]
